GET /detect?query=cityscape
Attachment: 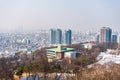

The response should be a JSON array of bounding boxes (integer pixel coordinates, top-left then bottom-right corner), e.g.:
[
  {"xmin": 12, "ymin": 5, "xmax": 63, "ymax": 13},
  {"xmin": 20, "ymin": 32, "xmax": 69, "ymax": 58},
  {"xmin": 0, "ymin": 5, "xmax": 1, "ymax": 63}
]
[
  {"xmin": 1, "ymin": 0, "xmax": 120, "ymax": 80},
  {"xmin": 0, "ymin": 26, "xmax": 120, "ymax": 79},
  {"xmin": 0, "ymin": 28, "xmax": 98, "ymax": 58}
]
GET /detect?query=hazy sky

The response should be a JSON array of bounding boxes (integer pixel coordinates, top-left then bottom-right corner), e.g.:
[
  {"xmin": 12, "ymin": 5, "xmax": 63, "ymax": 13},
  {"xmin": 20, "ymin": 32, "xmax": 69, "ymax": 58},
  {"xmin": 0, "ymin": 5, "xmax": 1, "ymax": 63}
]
[{"xmin": 0, "ymin": 0, "xmax": 120, "ymax": 32}]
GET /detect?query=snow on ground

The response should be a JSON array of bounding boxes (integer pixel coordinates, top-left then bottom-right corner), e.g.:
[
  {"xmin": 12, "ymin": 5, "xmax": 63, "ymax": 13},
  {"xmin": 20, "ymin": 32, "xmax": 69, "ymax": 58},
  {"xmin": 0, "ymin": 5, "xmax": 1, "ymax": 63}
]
[{"xmin": 96, "ymin": 49, "xmax": 120, "ymax": 65}]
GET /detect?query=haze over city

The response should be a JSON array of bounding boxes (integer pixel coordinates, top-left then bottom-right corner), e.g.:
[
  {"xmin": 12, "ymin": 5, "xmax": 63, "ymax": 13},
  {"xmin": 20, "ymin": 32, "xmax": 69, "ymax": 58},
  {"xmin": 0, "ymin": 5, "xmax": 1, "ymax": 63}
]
[
  {"xmin": 1, "ymin": 0, "xmax": 120, "ymax": 80},
  {"xmin": 0, "ymin": 0, "xmax": 120, "ymax": 32}
]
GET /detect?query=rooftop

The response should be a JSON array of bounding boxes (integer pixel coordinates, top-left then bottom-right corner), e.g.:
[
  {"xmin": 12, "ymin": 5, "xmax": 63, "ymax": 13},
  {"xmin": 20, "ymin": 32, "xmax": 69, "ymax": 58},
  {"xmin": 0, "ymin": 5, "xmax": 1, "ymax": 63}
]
[{"xmin": 46, "ymin": 45, "xmax": 75, "ymax": 52}]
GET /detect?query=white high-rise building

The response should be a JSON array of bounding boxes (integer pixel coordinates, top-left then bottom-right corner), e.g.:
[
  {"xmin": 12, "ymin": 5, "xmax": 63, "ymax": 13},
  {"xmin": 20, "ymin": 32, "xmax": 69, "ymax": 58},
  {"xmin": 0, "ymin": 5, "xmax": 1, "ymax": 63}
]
[{"xmin": 117, "ymin": 34, "xmax": 120, "ymax": 44}]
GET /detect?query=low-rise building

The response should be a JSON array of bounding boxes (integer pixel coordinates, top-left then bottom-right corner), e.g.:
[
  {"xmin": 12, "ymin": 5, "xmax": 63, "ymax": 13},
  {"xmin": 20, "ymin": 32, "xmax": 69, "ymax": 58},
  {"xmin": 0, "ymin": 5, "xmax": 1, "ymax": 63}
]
[{"xmin": 46, "ymin": 45, "xmax": 77, "ymax": 62}]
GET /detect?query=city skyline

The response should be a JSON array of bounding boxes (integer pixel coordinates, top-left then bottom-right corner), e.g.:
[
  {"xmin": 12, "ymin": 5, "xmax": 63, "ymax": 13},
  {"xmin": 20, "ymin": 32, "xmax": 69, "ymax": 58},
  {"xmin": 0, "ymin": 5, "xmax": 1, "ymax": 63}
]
[{"xmin": 0, "ymin": 0, "xmax": 120, "ymax": 32}]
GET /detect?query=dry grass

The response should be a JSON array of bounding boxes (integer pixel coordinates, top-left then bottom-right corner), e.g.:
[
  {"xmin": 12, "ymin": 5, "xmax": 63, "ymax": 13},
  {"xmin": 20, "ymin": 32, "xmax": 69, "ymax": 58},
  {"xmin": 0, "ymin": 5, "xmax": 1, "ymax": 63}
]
[
  {"xmin": 69, "ymin": 64, "xmax": 120, "ymax": 80},
  {"xmin": 14, "ymin": 64, "xmax": 120, "ymax": 80}
]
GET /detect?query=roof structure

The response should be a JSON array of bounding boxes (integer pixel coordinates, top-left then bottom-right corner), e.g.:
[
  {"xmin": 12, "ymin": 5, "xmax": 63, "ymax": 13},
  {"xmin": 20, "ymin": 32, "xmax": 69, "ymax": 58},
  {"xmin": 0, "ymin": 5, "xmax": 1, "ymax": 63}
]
[{"xmin": 46, "ymin": 47, "xmax": 75, "ymax": 53}]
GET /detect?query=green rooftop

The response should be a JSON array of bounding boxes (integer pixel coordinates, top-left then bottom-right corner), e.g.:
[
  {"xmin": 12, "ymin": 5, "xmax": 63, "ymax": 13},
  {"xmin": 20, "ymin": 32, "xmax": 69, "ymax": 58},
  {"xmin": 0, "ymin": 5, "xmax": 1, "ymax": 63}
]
[{"xmin": 46, "ymin": 47, "xmax": 75, "ymax": 52}]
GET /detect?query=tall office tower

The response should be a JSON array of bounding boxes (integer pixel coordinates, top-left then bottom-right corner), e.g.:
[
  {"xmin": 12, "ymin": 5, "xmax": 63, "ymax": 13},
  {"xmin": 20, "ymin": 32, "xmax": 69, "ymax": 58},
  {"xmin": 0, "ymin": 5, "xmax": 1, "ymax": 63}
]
[
  {"xmin": 117, "ymin": 34, "xmax": 120, "ymax": 50},
  {"xmin": 50, "ymin": 29, "xmax": 62, "ymax": 44},
  {"xmin": 112, "ymin": 34, "xmax": 117, "ymax": 42},
  {"xmin": 100, "ymin": 27, "xmax": 112, "ymax": 43},
  {"xmin": 56, "ymin": 29, "xmax": 62, "ymax": 44},
  {"xmin": 100, "ymin": 27, "xmax": 106, "ymax": 43},
  {"xmin": 106, "ymin": 27, "xmax": 112, "ymax": 42},
  {"xmin": 117, "ymin": 34, "xmax": 120, "ymax": 44},
  {"xmin": 95, "ymin": 34, "xmax": 100, "ymax": 43},
  {"xmin": 65, "ymin": 29, "xmax": 72, "ymax": 45},
  {"xmin": 50, "ymin": 29, "xmax": 56, "ymax": 44}
]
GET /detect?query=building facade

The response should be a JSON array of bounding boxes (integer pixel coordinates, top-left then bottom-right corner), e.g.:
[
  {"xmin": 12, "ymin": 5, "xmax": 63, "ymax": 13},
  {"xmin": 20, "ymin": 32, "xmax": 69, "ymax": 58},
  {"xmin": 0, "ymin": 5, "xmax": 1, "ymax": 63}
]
[
  {"xmin": 50, "ymin": 29, "xmax": 72, "ymax": 45},
  {"xmin": 117, "ymin": 34, "xmax": 120, "ymax": 44},
  {"xmin": 100, "ymin": 27, "xmax": 112, "ymax": 43},
  {"xmin": 50, "ymin": 29, "xmax": 62, "ymax": 44},
  {"xmin": 106, "ymin": 27, "xmax": 112, "ymax": 42},
  {"xmin": 95, "ymin": 34, "xmax": 100, "ymax": 43},
  {"xmin": 56, "ymin": 29, "xmax": 62, "ymax": 44},
  {"xmin": 112, "ymin": 34, "xmax": 117, "ymax": 42},
  {"xmin": 50, "ymin": 29, "xmax": 56, "ymax": 44},
  {"xmin": 46, "ymin": 45, "xmax": 76, "ymax": 62},
  {"xmin": 65, "ymin": 29, "xmax": 72, "ymax": 45}
]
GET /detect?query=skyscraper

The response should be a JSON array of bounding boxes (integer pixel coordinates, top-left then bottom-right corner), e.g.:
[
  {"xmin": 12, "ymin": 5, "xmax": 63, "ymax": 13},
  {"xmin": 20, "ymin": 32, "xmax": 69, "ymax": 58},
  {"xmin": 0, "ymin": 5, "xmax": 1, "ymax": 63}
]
[
  {"xmin": 50, "ymin": 29, "xmax": 56, "ymax": 44},
  {"xmin": 117, "ymin": 34, "xmax": 120, "ymax": 44},
  {"xmin": 100, "ymin": 27, "xmax": 112, "ymax": 43},
  {"xmin": 117, "ymin": 34, "xmax": 120, "ymax": 51},
  {"xmin": 95, "ymin": 34, "xmax": 100, "ymax": 43},
  {"xmin": 50, "ymin": 29, "xmax": 62, "ymax": 44},
  {"xmin": 65, "ymin": 29, "xmax": 72, "ymax": 45},
  {"xmin": 112, "ymin": 34, "xmax": 117, "ymax": 42},
  {"xmin": 106, "ymin": 27, "xmax": 112, "ymax": 42},
  {"xmin": 100, "ymin": 27, "xmax": 106, "ymax": 43},
  {"xmin": 56, "ymin": 29, "xmax": 62, "ymax": 44}
]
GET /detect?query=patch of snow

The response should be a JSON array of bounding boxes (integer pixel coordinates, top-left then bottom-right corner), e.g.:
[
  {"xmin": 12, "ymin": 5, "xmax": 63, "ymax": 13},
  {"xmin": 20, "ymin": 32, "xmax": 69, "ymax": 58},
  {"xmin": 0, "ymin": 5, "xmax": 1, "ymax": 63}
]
[{"xmin": 96, "ymin": 49, "xmax": 120, "ymax": 65}]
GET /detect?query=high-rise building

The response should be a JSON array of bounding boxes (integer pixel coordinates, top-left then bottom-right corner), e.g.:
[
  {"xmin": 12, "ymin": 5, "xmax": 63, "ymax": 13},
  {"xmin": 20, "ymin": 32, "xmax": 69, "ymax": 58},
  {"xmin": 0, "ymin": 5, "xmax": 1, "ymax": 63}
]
[
  {"xmin": 56, "ymin": 29, "xmax": 62, "ymax": 44},
  {"xmin": 50, "ymin": 29, "xmax": 72, "ymax": 45},
  {"xmin": 117, "ymin": 34, "xmax": 120, "ymax": 44},
  {"xmin": 112, "ymin": 34, "xmax": 117, "ymax": 42},
  {"xmin": 50, "ymin": 29, "xmax": 62, "ymax": 44},
  {"xmin": 100, "ymin": 27, "xmax": 106, "ymax": 43},
  {"xmin": 100, "ymin": 27, "xmax": 112, "ymax": 43},
  {"xmin": 50, "ymin": 29, "xmax": 56, "ymax": 44},
  {"xmin": 106, "ymin": 27, "xmax": 112, "ymax": 42},
  {"xmin": 95, "ymin": 34, "xmax": 100, "ymax": 43},
  {"xmin": 65, "ymin": 29, "xmax": 72, "ymax": 45},
  {"xmin": 117, "ymin": 34, "xmax": 120, "ymax": 50}
]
